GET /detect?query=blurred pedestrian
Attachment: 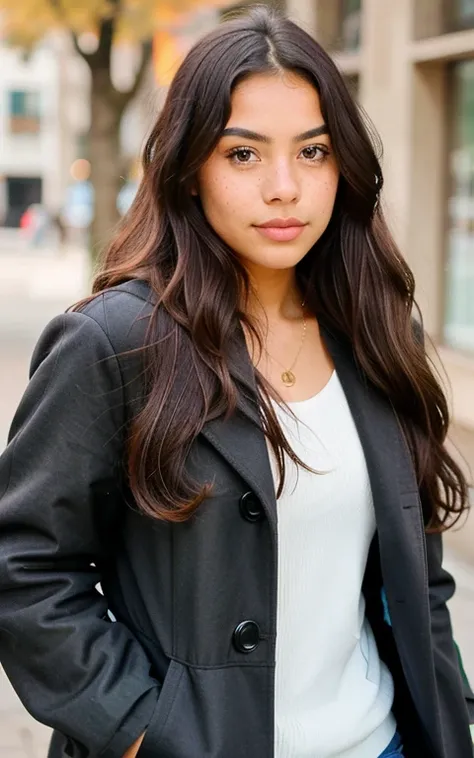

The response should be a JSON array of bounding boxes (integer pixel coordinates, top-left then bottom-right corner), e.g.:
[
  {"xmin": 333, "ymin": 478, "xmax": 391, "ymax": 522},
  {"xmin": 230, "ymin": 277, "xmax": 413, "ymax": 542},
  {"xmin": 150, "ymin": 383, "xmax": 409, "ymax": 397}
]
[
  {"xmin": 20, "ymin": 203, "xmax": 51, "ymax": 248},
  {"xmin": 19, "ymin": 204, "xmax": 33, "ymax": 236},
  {"xmin": 0, "ymin": 7, "xmax": 473, "ymax": 758}
]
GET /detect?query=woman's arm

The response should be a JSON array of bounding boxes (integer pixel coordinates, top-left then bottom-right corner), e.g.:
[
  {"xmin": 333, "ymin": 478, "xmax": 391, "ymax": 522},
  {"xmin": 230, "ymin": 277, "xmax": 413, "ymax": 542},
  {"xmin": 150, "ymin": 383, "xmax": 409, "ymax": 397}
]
[{"xmin": 0, "ymin": 312, "xmax": 159, "ymax": 757}]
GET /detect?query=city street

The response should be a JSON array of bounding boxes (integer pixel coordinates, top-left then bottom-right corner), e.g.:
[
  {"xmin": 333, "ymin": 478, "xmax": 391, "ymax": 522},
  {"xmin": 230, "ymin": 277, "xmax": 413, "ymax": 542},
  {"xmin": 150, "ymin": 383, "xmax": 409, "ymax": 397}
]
[{"xmin": 0, "ymin": 239, "xmax": 473, "ymax": 757}]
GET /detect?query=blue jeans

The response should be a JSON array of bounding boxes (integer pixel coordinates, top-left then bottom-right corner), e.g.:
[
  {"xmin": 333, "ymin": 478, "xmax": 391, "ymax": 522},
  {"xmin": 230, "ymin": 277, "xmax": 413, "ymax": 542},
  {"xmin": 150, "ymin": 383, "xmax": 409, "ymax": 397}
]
[{"xmin": 378, "ymin": 729, "xmax": 405, "ymax": 757}]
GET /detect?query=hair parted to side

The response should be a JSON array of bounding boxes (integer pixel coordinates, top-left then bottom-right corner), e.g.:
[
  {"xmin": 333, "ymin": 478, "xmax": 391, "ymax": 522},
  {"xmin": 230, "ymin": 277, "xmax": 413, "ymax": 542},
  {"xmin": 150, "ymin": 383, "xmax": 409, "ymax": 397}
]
[{"xmin": 76, "ymin": 5, "xmax": 469, "ymax": 531}]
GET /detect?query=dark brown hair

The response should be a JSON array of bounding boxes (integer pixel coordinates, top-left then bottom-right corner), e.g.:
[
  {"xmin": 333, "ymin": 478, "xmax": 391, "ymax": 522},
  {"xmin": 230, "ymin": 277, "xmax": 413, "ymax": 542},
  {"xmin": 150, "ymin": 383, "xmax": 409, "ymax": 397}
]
[{"xmin": 79, "ymin": 5, "xmax": 469, "ymax": 531}]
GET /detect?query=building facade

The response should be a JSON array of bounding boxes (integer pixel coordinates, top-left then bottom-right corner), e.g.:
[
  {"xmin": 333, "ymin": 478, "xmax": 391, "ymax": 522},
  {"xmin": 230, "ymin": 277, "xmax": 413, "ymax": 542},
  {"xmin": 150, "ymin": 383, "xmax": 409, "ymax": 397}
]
[
  {"xmin": 284, "ymin": 0, "xmax": 474, "ymax": 480},
  {"xmin": 0, "ymin": 32, "xmax": 153, "ymax": 233},
  {"xmin": 0, "ymin": 39, "xmax": 64, "ymax": 226}
]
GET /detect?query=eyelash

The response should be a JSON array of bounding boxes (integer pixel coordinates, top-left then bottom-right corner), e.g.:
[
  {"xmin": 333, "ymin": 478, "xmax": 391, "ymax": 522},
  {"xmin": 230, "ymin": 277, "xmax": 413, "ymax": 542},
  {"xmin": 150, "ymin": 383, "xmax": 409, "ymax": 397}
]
[{"xmin": 226, "ymin": 144, "xmax": 330, "ymax": 165}]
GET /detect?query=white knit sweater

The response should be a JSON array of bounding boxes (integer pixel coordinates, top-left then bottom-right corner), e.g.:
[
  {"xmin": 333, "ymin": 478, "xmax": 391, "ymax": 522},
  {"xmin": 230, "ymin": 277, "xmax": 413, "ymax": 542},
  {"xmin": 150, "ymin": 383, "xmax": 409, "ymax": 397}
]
[{"xmin": 267, "ymin": 370, "xmax": 397, "ymax": 758}]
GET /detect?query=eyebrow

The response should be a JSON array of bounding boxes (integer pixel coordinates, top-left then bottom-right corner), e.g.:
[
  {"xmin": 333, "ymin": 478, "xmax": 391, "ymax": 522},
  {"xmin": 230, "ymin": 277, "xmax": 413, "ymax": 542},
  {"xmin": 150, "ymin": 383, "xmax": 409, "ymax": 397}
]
[{"xmin": 220, "ymin": 125, "xmax": 329, "ymax": 143}]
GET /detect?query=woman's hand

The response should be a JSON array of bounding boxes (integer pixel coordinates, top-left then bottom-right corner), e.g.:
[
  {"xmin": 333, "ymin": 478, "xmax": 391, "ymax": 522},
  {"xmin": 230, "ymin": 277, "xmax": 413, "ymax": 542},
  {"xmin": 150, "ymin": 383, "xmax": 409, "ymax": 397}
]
[{"xmin": 123, "ymin": 732, "xmax": 146, "ymax": 757}]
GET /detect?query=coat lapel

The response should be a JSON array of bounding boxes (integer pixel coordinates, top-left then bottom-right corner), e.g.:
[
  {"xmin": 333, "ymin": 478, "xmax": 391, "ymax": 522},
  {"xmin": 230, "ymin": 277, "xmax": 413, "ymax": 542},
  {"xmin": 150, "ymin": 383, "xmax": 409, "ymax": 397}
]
[
  {"xmin": 200, "ymin": 324, "xmax": 278, "ymax": 529},
  {"xmin": 319, "ymin": 322, "xmax": 425, "ymax": 596},
  {"xmin": 119, "ymin": 279, "xmax": 278, "ymax": 528},
  {"xmin": 319, "ymin": 322, "xmax": 439, "ymax": 741}
]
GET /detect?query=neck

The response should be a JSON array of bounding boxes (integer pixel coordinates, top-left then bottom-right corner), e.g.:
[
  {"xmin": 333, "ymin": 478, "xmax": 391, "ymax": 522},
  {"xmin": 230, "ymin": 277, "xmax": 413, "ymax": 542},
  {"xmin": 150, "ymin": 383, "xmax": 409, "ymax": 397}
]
[{"xmin": 242, "ymin": 265, "xmax": 304, "ymax": 323}]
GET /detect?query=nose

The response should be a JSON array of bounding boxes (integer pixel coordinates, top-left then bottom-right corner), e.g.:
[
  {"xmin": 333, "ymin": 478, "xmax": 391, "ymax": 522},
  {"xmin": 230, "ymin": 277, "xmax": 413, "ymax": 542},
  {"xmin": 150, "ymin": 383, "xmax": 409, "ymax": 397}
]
[{"xmin": 261, "ymin": 158, "xmax": 300, "ymax": 205}]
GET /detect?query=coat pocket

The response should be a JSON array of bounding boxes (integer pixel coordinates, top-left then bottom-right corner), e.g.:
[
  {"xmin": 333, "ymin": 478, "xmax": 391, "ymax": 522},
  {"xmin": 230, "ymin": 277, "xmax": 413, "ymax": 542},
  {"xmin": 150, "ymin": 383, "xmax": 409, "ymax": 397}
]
[
  {"xmin": 136, "ymin": 664, "xmax": 272, "ymax": 757},
  {"xmin": 137, "ymin": 659, "xmax": 184, "ymax": 757}
]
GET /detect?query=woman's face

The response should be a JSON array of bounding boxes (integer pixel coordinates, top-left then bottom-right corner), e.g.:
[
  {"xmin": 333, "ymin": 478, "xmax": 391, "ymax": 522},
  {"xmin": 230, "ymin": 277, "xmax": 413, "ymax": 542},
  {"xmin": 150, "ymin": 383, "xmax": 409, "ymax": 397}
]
[{"xmin": 196, "ymin": 71, "xmax": 340, "ymax": 272}]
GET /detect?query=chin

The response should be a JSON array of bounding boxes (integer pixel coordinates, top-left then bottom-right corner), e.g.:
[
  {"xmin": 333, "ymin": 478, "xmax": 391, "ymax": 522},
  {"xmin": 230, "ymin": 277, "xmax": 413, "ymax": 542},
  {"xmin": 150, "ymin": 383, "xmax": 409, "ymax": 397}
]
[{"xmin": 252, "ymin": 246, "xmax": 310, "ymax": 269}]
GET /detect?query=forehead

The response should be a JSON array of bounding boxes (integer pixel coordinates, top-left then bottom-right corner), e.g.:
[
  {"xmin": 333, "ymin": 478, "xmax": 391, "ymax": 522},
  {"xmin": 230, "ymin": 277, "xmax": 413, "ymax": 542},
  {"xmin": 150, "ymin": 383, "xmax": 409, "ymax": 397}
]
[{"xmin": 228, "ymin": 71, "xmax": 324, "ymax": 131}]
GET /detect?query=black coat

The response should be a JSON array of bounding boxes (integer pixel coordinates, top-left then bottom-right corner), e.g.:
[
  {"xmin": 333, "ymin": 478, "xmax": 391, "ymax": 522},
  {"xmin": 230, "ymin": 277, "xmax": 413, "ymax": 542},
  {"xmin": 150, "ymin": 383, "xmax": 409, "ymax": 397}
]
[{"xmin": 0, "ymin": 279, "xmax": 473, "ymax": 758}]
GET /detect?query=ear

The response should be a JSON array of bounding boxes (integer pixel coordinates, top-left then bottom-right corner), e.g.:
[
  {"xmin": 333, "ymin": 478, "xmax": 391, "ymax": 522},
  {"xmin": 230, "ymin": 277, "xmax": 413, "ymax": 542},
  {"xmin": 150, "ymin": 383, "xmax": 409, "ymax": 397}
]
[{"xmin": 190, "ymin": 185, "xmax": 198, "ymax": 197}]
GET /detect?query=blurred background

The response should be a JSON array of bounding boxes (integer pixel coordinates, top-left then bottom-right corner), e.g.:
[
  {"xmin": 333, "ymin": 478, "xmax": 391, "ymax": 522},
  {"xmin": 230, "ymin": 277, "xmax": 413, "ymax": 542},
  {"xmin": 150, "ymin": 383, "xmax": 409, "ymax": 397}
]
[{"xmin": 0, "ymin": 0, "xmax": 473, "ymax": 755}]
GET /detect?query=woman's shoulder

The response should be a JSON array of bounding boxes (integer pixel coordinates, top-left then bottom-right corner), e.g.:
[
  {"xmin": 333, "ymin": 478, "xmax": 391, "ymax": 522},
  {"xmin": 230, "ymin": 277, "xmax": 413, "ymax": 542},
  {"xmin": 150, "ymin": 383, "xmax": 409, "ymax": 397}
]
[
  {"xmin": 76, "ymin": 278, "xmax": 157, "ymax": 356},
  {"xmin": 24, "ymin": 279, "xmax": 157, "ymax": 423}
]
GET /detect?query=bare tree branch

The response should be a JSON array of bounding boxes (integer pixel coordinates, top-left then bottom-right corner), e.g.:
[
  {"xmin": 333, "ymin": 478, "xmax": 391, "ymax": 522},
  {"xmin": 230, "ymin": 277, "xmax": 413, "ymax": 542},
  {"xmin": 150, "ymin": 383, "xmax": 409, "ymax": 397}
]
[
  {"xmin": 123, "ymin": 39, "xmax": 153, "ymax": 102},
  {"xmin": 51, "ymin": 0, "xmax": 151, "ymax": 113},
  {"xmin": 93, "ymin": 0, "xmax": 121, "ymax": 70},
  {"xmin": 47, "ymin": 0, "xmax": 90, "ymax": 64},
  {"xmin": 49, "ymin": 0, "xmax": 122, "ymax": 77},
  {"xmin": 71, "ymin": 32, "xmax": 93, "ymax": 63}
]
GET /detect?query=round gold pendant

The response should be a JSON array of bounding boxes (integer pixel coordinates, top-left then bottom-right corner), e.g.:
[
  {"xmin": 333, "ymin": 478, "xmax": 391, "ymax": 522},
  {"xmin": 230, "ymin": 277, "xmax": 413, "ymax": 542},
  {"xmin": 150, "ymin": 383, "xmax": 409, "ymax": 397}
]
[{"xmin": 281, "ymin": 370, "xmax": 296, "ymax": 387}]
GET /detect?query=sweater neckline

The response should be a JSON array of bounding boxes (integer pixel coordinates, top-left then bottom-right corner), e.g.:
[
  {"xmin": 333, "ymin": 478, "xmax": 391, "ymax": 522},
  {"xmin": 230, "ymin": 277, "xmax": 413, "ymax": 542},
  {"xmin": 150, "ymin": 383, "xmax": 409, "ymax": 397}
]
[{"xmin": 272, "ymin": 369, "xmax": 337, "ymax": 410}]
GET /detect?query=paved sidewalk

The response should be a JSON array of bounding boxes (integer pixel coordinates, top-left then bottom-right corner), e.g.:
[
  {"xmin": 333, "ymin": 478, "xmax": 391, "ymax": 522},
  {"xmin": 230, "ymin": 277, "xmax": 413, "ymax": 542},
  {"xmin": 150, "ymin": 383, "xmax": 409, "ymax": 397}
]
[
  {"xmin": 0, "ymin": 674, "xmax": 51, "ymax": 757},
  {"xmin": 0, "ymin": 246, "xmax": 91, "ymax": 302}
]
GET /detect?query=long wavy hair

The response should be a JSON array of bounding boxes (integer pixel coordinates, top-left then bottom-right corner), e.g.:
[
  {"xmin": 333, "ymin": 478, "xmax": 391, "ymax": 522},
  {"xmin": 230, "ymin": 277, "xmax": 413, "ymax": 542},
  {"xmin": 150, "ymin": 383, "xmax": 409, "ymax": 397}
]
[{"xmin": 79, "ymin": 5, "xmax": 469, "ymax": 532}]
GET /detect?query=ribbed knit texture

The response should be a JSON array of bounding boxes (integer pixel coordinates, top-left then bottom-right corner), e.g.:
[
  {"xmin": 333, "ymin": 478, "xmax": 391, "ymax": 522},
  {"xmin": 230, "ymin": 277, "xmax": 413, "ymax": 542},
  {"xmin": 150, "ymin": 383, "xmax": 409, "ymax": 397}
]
[{"xmin": 267, "ymin": 371, "xmax": 397, "ymax": 758}]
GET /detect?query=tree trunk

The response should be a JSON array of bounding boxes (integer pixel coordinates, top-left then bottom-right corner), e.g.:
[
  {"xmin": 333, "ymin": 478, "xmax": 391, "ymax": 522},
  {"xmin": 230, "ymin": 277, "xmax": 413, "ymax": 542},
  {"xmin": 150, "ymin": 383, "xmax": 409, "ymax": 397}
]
[{"xmin": 89, "ymin": 69, "xmax": 123, "ymax": 265}]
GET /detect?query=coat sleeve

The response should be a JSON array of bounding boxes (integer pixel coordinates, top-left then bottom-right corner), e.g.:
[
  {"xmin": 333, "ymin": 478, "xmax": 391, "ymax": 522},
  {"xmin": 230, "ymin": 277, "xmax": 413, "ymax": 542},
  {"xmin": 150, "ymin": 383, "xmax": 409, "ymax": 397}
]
[{"xmin": 0, "ymin": 311, "xmax": 160, "ymax": 757}]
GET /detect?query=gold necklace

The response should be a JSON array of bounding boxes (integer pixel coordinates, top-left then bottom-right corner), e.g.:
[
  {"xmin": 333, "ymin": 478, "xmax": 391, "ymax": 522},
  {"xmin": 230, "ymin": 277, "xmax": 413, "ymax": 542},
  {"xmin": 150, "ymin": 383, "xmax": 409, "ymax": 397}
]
[{"xmin": 264, "ymin": 301, "xmax": 307, "ymax": 388}]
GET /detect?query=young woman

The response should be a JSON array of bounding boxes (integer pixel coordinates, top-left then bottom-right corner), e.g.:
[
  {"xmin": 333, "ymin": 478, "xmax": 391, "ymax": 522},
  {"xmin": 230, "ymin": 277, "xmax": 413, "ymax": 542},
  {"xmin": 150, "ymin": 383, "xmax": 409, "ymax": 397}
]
[{"xmin": 0, "ymin": 7, "xmax": 473, "ymax": 758}]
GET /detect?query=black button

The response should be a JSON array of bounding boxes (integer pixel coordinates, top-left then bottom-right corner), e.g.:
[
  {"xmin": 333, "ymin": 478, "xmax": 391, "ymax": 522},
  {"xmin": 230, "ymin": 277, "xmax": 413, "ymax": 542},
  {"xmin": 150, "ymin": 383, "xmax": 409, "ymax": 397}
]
[
  {"xmin": 239, "ymin": 491, "xmax": 264, "ymax": 522},
  {"xmin": 233, "ymin": 620, "xmax": 260, "ymax": 653}
]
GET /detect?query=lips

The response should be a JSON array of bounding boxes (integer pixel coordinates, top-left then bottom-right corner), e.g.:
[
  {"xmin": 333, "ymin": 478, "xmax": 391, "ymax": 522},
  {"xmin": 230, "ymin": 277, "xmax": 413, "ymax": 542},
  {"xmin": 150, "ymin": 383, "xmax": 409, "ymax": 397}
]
[
  {"xmin": 257, "ymin": 218, "xmax": 305, "ymax": 228},
  {"xmin": 254, "ymin": 218, "xmax": 307, "ymax": 242}
]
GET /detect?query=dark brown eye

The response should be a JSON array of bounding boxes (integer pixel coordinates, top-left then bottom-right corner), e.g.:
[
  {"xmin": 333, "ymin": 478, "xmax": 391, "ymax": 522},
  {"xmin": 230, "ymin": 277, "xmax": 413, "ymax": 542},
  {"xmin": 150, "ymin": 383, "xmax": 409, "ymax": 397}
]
[
  {"xmin": 301, "ymin": 145, "xmax": 328, "ymax": 161},
  {"xmin": 232, "ymin": 148, "xmax": 254, "ymax": 163}
]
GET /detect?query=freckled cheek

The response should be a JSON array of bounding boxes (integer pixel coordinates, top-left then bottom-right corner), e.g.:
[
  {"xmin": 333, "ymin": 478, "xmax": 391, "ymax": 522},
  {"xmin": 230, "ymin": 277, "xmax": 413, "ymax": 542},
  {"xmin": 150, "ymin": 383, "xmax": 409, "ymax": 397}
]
[
  {"xmin": 212, "ymin": 180, "xmax": 256, "ymax": 216},
  {"xmin": 312, "ymin": 176, "xmax": 338, "ymax": 213}
]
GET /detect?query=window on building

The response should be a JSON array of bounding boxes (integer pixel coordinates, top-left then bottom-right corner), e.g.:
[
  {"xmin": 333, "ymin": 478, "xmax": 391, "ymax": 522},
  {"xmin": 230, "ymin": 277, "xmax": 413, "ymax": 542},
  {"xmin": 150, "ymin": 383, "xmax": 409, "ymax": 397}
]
[
  {"xmin": 445, "ymin": 0, "xmax": 474, "ymax": 32},
  {"xmin": 339, "ymin": 0, "xmax": 362, "ymax": 52},
  {"xmin": 8, "ymin": 90, "xmax": 41, "ymax": 135},
  {"xmin": 444, "ymin": 60, "xmax": 474, "ymax": 352},
  {"xmin": 415, "ymin": 0, "xmax": 474, "ymax": 38}
]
